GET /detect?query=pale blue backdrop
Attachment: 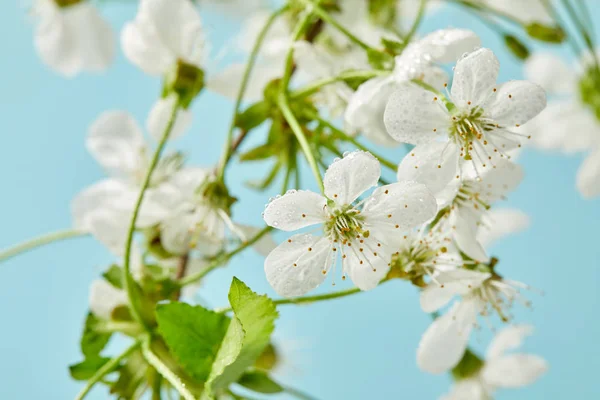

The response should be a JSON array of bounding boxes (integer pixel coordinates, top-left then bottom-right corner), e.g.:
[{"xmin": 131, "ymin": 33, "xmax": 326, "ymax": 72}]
[{"xmin": 1, "ymin": 1, "xmax": 598, "ymax": 399}]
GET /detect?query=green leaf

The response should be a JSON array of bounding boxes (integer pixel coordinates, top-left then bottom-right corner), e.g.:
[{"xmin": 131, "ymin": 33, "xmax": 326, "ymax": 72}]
[
  {"xmin": 525, "ymin": 23, "xmax": 565, "ymax": 43},
  {"xmin": 69, "ymin": 356, "xmax": 112, "ymax": 381},
  {"xmin": 156, "ymin": 302, "xmax": 231, "ymax": 382},
  {"xmin": 503, "ymin": 35, "xmax": 530, "ymax": 60},
  {"xmin": 239, "ymin": 143, "xmax": 277, "ymax": 162},
  {"xmin": 81, "ymin": 313, "xmax": 112, "ymax": 357},
  {"xmin": 204, "ymin": 278, "xmax": 278, "ymax": 398},
  {"xmin": 381, "ymin": 37, "xmax": 405, "ymax": 55},
  {"xmin": 102, "ymin": 265, "xmax": 123, "ymax": 289},
  {"xmin": 237, "ymin": 370, "xmax": 283, "ymax": 394},
  {"xmin": 110, "ymin": 351, "xmax": 148, "ymax": 398},
  {"xmin": 236, "ymin": 101, "xmax": 271, "ymax": 131},
  {"xmin": 367, "ymin": 49, "xmax": 394, "ymax": 70}
]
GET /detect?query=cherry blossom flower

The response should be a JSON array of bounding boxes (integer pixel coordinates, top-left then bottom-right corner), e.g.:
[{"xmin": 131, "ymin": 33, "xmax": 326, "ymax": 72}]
[
  {"xmin": 384, "ymin": 48, "xmax": 546, "ymax": 170},
  {"xmin": 345, "ymin": 29, "xmax": 481, "ymax": 146},
  {"xmin": 121, "ymin": 0, "xmax": 205, "ymax": 139},
  {"xmin": 72, "ymin": 111, "xmax": 186, "ymax": 252},
  {"xmin": 33, "ymin": 0, "xmax": 114, "ymax": 77},
  {"xmin": 441, "ymin": 325, "xmax": 548, "ymax": 400},
  {"xmin": 262, "ymin": 151, "xmax": 437, "ymax": 297},
  {"xmin": 525, "ymin": 52, "xmax": 600, "ymax": 198}
]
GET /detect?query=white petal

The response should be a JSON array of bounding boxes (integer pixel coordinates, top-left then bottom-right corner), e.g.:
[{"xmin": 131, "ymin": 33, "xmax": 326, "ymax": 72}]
[
  {"xmin": 451, "ymin": 48, "xmax": 500, "ymax": 108},
  {"xmin": 524, "ymin": 53, "xmax": 576, "ymax": 94},
  {"xmin": 384, "ymin": 83, "xmax": 449, "ymax": 145},
  {"xmin": 85, "ymin": 208, "xmax": 131, "ymax": 256},
  {"xmin": 89, "ymin": 279, "xmax": 128, "ymax": 320},
  {"xmin": 476, "ymin": 160, "xmax": 524, "ymax": 203},
  {"xmin": 147, "ymin": 95, "xmax": 192, "ymax": 141},
  {"xmin": 420, "ymin": 269, "xmax": 491, "ymax": 313},
  {"xmin": 486, "ymin": 324, "xmax": 534, "ymax": 359},
  {"xmin": 576, "ymin": 148, "xmax": 600, "ymax": 198},
  {"xmin": 71, "ymin": 179, "xmax": 131, "ymax": 230},
  {"xmin": 264, "ymin": 234, "xmax": 332, "ymax": 297},
  {"xmin": 416, "ymin": 28, "xmax": 482, "ymax": 64},
  {"xmin": 484, "ymin": 80, "xmax": 547, "ymax": 127},
  {"xmin": 344, "ymin": 76, "xmax": 400, "ymax": 147},
  {"xmin": 207, "ymin": 61, "xmax": 284, "ymax": 102},
  {"xmin": 87, "ymin": 111, "xmax": 145, "ymax": 179},
  {"xmin": 263, "ymin": 190, "xmax": 327, "ymax": 231},
  {"xmin": 323, "ymin": 151, "xmax": 381, "ymax": 205},
  {"xmin": 417, "ymin": 300, "xmax": 478, "ymax": 374},
  {"xmin": 440, "ymin": 379, "xmax": 487, "ymax": 400},
  {"xmin": 362, "ymin": 181, "xmax": 438, "ymax": 232},
  {"xmin": 293, "ymin": 41, "xmax": 335, "ymax": 78},
  {"xmin": 343, "ymin": 237, "xmax": 390, "ymax": 291},
  {"xmin": 451, "ymin": 209, "xmax": 489, "ymax": 262},
  {"xmin": 121, "ymin": 21, "xmax": 174, "ymax": 75},
  {"xmin": 235, "ymin": 224, "xmax": 278, "ymax": 257},
  {"xmin": 477, "ymin": 208, "xmax": 530, "ymax": 249},
  {"xmin": 396, "ymin": 142, "xmax": 460, "ymax": 203},
  {"xmin": 482, "ymin": 354, "xmax": 548, "ymax": 388},
  {"xmin": 161, "ymin": 210, "xmax": 195, "ymax": 255}
]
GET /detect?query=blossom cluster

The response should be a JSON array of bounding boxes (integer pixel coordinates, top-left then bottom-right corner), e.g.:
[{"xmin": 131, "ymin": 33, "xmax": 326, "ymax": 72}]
[{"xmin": 7, "ymin": 0, "xmax": 596, "ymax": 398}]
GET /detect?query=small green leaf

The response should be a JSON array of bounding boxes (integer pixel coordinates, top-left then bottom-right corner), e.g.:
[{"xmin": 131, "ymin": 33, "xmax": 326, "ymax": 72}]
[
  {"xmin": 525, "ymin": 23, "xmax": 565, "ymax": 43},
  {"xmin": 69, "ymin": 356, "xmax": 111, "ymax": 381},
  {"xmin": 204, "ymin": 278, "xmax": 278, "ymax": 398},
  {"xmin": 381, "ymin": 37, "xmax": 405, "ymax": 55},
  {"xmin": 81, "ymin": 313, "xmax": 112, "ymax": 357},
  {"xmin": 156, "ymin": 302, "xmax": 231, "ymax": 382},
  {"xmin": 236, "ymin": 101, "xmax": 271, "ymax": 131},
  {"xmin": 367, "ymin": 49, "xmax": 394, "ymax": 70},
  {"xmin": 239, "ymin": 143, "xmax": 277, "ymax": 162},
  {"xmin": 102, "ymin": 265, "xmax": 123, "ymax": 289},
  {"xmin": 503, "ymin": 35, "xmax": 530, "ymax": 60},
  {"xmin": 451, "ymin": 349, "xmax": 484, "ymax": 381},
  {"xmin": 238, "ymin": 370, "xmax": 283, "ymax": 394}
]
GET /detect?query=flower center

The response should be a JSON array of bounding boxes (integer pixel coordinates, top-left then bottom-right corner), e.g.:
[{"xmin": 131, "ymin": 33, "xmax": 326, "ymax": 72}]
[
  {"xmin": 578, "ymin": 66, "xmax": 600, "ymax": 120},
  {"xmin": 54, "ymin": 0, "xmax": 82, "ymax": 7},
  {"xmin": 449, "ymin": 107, "xmax": 495, "ymax": 161},
  {"xmin": 324, "ymin": 205, "xmax": 366, "ymax": 243},
  {"xmin": 454, "ymin": 182, "xmax": 491, "ymax": 211}
]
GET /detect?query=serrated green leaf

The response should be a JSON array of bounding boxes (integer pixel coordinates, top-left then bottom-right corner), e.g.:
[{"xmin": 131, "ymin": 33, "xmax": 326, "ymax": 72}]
[
  {"xmin": 156, "ymin": 302, "xmax": 231, "ymax": 383},
  {"xmin": 69, "ymin": 356, "xmax": 112, "ymax": 381},
  {"xmin": 81, "ymin": 313, "xmax": 112, "ymax": 357},
  {"xmin": 237, "ymin": 370, "xmax": 283, "ymax": 394},
  {"xmin": 102, "ymin": 265, "xmax": 123, "ymax": 289},
  {"xmin": 204, "ymin": 278, "xmax": 278, "ymax": 398}
]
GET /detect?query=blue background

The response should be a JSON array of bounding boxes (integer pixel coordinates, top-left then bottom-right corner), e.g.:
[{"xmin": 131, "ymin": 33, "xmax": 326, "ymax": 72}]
[{"xmin": 1, "ymin": 1, "xmax": 598, "ymax": 399}]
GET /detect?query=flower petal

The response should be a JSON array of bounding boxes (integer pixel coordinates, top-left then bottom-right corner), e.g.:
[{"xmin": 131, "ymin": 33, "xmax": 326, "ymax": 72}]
[
  {"xmin": 417, "ymin": 299, "xmax": 478, "ymax": 374},
  {"xmin": 482, "ymin": 354, "xmax": 548, "ymax": 388},
  {"xmin": 576, "ymin": 148, "xmax": 600, "ymax": 199},
  {"xmin": 384, "ymin": 82, "xmax": 449, "ymax": 145},
  {"xmin": 264, "ymin": 234, "xmax": 332, "ymax": 297},
  {"xmin": 420, "ymin": 269, "xmax": 491, "ymax": 313},
  {"xmin": 323, "ymin": 151, "xmax": 381, "ymax": 205},
  {"xmin": 362, "ymin": 181, "xmax": 438, "ymax": 231},
  {"xmin": 147, "ymin": 95, "xmax": 193, "ymax": 141},
  {"xmin": 344, "ymin": 76, "xmax": 400, "ymax": 146},
  {"xmin": 207, "ymin": 61, "xmax": 284, "ymax": 102},
  {"xmin": 342, "ymin": 237, "xmax": 390, "ymax": 291},
  {"xmin": 451, "ymin": 48, "xmax": 500, "ymax": 108},
  {"xmin": 87, "ymin": 111, "xmax": 146, "ymax": 179},
  {"xmin": 71, "ymin": 179, "xmax": 131, "ymax": 230},
  {"xmin": 262, "ymin": 190, "xmax": 327, "ymax": 231},
  {"xmin": 440, "ymin": 379, "xmax": 487, "ymax": 400},
  {"xmin": 486, "ymin": 324, "xmax": 534, "ymax": 359},
  {"xmin": 524, "ymin": 53, "xmax": 576, "ymax": 95},
  {"xmin": 89, "ymin": 279, "xmax": 128, "ymax": 320},
  {"xmin": 484, "ymin": 80, "xmax": 546, "ymax": 127},
  {"xmin": 396, "ymin": 142, "xmax": 460, "ymax": 203},
  {"xmin": 451, "ymin": 208, "xmax": 489, "ymax": 262},
  {"xmin": 416, "ymin": 28, "xmax": 481, "ymax": 64},
  {"xmin": 235, "ymin": 224, "xmax": 278, "ymax": 257},
  {"xmin": 477, "ymin": 208, "xmax": 530, "ymax": 249},
  {"xmin": 121, "ymin": 18, "xmax": 174, "ymax": 75}
]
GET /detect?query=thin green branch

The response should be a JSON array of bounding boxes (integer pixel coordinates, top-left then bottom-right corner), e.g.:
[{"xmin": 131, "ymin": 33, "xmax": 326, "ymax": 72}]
[
  {"xmin": 290, "ymin": 69, "xmax": 390, "ymax": 100},
  {"xmin": 216, "ymin": 5, "xmax": 289, "ymax": 181},
  {"xmin": 75, "ymin": 340, "xmax": 141, "ymax": 400},
  {"xmin": 141, "ymin": 337, "xmax": 196, "ymax": 400},
  {"xmin": 122, "ymin": 100, "xmax": 180, "ymax": 331},
  {"xmin": 541, "ymin": 0, "xmax": 582, "ymax": 56},
  {"xmin": 283, "ymin": 385, "xmax": 321, "ymax": 400},
  {"xmin": 177, "ymin": 226, "xmax": 272, "ymax": 287},
  {"xmin": 0, "ymin": 229, "xmax": 87, "ymax": 264},
  {"xmin": 448, "ymin": 0, "xmax": 527, "ymax": 26},
  {"xmin": 403, "ymin": 0, "xmax": 428, "ymax": 42}
]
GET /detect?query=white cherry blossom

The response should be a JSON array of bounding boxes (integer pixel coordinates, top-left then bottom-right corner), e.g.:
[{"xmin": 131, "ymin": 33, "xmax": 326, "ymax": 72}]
[
  {"xmin": 345, "ymin": 29, "xmax": 481, "ymax": 146},
  {"xmin": 441, "ymin": 325, "xmax": 548, "ymax": 400},
  {"xmin": 525, "ymin": 52, "xmax": 600, "ymax": 198},
  {"xmin": 384, "ymin": 48, "xmax": 546, "ymax": 170},
  {"xmin": 262, "ymin": 151, "xmax": 437, "ymax": 297},
  {"xmin": 33, "ymin": 0, "xmax": 114, "ymax": 77}
]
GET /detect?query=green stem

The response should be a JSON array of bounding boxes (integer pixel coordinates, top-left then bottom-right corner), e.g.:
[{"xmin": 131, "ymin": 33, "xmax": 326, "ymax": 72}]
[
  {"xmin": 403, "ymin": 0, "xmax": 428, "ymax": 41},
  {"xmin": 0, "ymin": 229, "xmax": 87, "ymax": 264},
  {"xmin": 75, "ymin": 340, "xmax": 141, "ymax": 400},
  {"xmin": 216, "ymin": 5, "xmax": 289, "ymax": 181},
  {"xmin": 300, "ymin": 0, "xmax": 373, "ymax": 51},
  {"xmin": 290, "ymin": 70, "xmax": 389, "ymax": 100},
  {"xmin": 450, "ymin": 0, "xmax": 527, "ymax": 26},
  {"xmin": 122, "ymin": 100, "xmax": 180, "ymax": 331},
  {"xmin": 283, "ymin": 385, "xmax": 321, "ymax": 400},
  {"xmin": 562, "ymin": 0, "xmax": 600, "ymax": 69},
  {"xmin": 278, "ymin": 13, "xmax": 325, "ymax": 193},
  {"xmin": 141, "ymin": 337, "xmax": 196, "ymax": 400},
  {"xmin": 541, "ymin": 0, "xmax": 582, "ymax": 57},
  {"xmin": 311, "ymin": 113, "xmax": 397, "ymax": 171},
  {"xmin": 178, "ymin": 226, "xmax": 272, "ymax": 287}
]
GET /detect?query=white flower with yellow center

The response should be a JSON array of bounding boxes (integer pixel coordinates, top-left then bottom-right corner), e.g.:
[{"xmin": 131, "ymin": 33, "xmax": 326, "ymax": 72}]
[
  {"xmin": 442, "ymin": 325, "xmax": 548, "ymax": 400},
  {"xmin": 33, "ymin": 0, "xmax": 114, "ymax": 77},
  {"xmin": 384, "ymin": 48, "xmax": 546, "ymax": 172},
  {"xmin": 262, "ymin": 151, "xmax": 437, "ymax": 297}
]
